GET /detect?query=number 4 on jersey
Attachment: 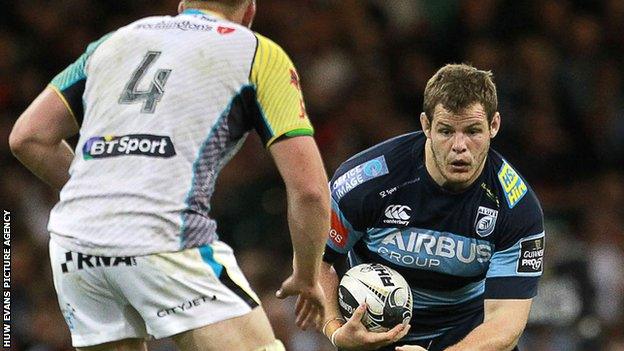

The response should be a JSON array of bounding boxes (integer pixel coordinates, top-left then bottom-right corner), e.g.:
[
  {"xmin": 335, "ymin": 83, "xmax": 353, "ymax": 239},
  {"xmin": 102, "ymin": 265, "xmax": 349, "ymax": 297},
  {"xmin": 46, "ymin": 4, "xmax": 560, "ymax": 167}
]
[{"xmin": 119, "ymin": 51, "xmax": 172, "ymax": 113}]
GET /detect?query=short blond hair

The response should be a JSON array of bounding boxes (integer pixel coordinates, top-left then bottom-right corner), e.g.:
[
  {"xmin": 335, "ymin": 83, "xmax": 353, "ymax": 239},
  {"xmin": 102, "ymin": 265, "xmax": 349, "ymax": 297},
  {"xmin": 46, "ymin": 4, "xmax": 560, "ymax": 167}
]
[{"xmin": 423, "ymin": 63, "xmax": 498, "ymax": 123}]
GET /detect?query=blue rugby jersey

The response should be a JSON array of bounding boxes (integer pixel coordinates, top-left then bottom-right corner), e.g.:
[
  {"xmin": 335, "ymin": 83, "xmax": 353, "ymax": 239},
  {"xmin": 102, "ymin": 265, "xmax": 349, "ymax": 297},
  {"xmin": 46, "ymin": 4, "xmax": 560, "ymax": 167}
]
[{"xmin": 324, "ymin": 131, "xmax": 544, "ymax": 347}]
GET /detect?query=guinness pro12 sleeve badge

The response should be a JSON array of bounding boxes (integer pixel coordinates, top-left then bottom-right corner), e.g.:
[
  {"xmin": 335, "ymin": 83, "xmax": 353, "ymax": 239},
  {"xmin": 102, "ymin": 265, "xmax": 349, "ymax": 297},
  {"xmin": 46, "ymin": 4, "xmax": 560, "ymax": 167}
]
[{"xmin": 517, "ymin": 235, "xmax": 545, "ymax": 274}]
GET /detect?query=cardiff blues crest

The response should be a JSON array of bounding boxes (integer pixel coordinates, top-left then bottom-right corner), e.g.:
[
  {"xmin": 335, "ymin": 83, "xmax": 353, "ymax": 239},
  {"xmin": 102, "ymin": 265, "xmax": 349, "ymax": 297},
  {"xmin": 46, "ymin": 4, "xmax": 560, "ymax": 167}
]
[{"xmin": 475, "ymin": 206, "xmax": 498, "ymax": 237}]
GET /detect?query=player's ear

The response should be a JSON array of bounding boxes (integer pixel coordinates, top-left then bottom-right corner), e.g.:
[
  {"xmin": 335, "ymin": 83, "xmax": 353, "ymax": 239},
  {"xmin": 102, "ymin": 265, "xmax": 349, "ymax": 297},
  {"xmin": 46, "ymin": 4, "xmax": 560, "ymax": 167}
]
[
  {"xmin": 420, "ymin": 112, "xmax": 431, "ymax": 138},
  {"xmin": 242, "ymin": 0, "xmax": 256, "ymax": 28},
  {"xmin": 178, "ymin": 1, "xmax": 185, "ymax": 14},
  {"xmin": 489, "ymin": 112, "xmax": 501, "ymax": 139}
]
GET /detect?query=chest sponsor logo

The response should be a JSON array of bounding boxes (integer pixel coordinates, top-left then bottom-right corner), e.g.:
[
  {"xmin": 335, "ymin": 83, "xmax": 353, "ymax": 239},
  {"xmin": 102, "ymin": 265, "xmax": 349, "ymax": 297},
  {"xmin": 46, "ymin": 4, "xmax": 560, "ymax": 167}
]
[
  {"xmin": 379, "ymin": 186, "xmax": 397, "ymax": 198},
  {"xmin": 377, "ymin": 231, "xmax": 492, "ymax": 269},
  {"xmin": 498, "ymin": 162, "xmax": 527, "ymax": 208},
  {"xmin": 517, "ymin": 236, "xmax": 544, "ymax": 273},
  {"xmin": 331, "ymin": 156, "xmax": 389, "ymax": 200},
  {"xmin": 383, "ymin": 205, "xmax": 411, "ymax": 226},
  {"xmin": 379, "ymin": 177, "xmax": 420, "ymax": 198},
  {"xmin": 83, "ymin": 134, "xmax": 176, "ymax": 160},
  {"xmin": 474, "ymin": 206, "xmax": 498, "ymax": 237}
]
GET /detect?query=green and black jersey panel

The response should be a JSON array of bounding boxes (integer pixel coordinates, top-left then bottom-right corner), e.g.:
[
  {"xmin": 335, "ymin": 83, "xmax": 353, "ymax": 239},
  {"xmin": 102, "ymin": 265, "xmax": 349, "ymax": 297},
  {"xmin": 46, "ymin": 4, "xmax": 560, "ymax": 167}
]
[{"xmin": 49, "ymin": 32, "xmax": 114, "ymax": 126}]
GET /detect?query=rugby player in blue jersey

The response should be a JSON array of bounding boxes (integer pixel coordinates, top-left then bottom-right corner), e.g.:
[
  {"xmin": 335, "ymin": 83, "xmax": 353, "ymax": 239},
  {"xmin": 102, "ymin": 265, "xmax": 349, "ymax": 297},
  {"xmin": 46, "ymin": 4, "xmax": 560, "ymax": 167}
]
[{"xmin": 302, "ymin": 64, "xmax": 544, "ymax": 351}]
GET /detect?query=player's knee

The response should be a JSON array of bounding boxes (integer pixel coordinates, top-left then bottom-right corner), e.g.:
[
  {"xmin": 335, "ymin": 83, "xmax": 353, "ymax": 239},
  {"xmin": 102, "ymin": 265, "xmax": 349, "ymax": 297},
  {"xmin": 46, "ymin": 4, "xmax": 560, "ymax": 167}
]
[{"xmin": 254, "ymin": 339, "xmax": 285, "ymax": 351}]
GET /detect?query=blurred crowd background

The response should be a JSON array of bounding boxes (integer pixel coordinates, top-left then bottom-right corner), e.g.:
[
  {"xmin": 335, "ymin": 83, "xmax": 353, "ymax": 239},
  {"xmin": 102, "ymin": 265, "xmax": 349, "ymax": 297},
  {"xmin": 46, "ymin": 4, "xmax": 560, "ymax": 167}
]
[{"xmin": 2, "ymin": 0, "xmax": 623, "ymax": 350}]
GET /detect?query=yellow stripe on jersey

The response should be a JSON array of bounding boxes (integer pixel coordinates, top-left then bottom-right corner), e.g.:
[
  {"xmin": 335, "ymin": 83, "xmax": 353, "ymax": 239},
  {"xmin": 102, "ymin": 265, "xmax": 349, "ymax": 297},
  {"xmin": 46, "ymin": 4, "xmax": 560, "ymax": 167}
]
[{"xmin": 250, "ymin": 34, "xmax": 314, "ymax": 147}]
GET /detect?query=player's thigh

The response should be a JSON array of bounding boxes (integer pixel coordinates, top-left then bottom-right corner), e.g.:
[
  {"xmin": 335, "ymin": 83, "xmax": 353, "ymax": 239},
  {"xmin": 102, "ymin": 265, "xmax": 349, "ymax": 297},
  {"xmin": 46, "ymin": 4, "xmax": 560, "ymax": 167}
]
[
  {"xmin": 76, "ymin": 338, "xmax": 147, "ymax": 351},
  {"xmin": 172, "ymin": 306, "xmax": 279, "ymax": 351}
]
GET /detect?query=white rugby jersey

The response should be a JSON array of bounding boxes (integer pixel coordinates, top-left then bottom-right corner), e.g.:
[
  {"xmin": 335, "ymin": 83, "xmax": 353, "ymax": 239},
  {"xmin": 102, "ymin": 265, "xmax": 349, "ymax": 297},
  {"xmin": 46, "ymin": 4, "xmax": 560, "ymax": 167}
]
[{"xmin": 48, "ymin": 9, "xmax": 313, "ymax": 256}]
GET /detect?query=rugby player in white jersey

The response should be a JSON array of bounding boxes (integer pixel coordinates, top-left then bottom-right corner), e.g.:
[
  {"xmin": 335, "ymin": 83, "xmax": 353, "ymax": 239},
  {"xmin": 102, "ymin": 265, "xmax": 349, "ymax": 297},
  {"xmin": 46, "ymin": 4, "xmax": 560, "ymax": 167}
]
[{"xmin": 9, "ymin": 1, "xmax": 330, "ymax": 350}]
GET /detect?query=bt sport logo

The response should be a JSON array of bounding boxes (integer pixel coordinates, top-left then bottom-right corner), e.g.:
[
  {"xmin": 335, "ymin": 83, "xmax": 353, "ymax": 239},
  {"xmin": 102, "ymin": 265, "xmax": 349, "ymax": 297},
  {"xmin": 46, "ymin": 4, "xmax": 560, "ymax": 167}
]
[{"xmin": 83, "ymin": 134, "xmax": 176, "ymax": 160}]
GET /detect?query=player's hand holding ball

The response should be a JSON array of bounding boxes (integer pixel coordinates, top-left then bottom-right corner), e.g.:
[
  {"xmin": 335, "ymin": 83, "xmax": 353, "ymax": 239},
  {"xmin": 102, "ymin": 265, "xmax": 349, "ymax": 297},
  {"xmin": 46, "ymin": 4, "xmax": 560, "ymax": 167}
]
[
  {"xmin": 327, "ymin": 263, "xmax": 414, "ymax": 350},
  {"xmin": 332, "ymin": 303, "xmax": 411, "ymax": 350}
]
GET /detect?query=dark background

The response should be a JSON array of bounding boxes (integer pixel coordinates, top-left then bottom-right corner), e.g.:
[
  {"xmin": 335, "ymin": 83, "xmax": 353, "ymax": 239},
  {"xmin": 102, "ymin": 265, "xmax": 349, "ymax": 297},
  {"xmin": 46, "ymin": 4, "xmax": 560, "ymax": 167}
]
[{"xmin": 1, "ymin": 0, "xmax": 623, "ymax": 350}]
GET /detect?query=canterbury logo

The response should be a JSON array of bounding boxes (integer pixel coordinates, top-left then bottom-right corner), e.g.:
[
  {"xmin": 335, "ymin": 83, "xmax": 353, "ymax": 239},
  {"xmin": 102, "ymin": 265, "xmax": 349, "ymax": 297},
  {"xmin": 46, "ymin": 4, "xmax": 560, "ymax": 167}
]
[{"xmin": 384, "ymin": 205, "xmax": 411, "ymax": 221}]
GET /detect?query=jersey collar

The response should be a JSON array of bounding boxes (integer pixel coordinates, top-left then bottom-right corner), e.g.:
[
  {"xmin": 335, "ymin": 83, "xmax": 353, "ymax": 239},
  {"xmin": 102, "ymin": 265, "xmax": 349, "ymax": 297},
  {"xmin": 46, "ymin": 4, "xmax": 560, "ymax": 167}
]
[{"xmin": 182, "ymin": 8, "xmax": 226, "ymax": 20}]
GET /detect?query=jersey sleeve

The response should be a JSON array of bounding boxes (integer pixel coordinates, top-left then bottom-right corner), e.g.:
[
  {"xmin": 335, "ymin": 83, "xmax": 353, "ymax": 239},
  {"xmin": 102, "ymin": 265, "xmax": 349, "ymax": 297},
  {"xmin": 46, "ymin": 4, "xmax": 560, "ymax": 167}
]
[
  {"xmin": 323, "ymin": 153, "xmax": 391, "ymax": 264},
  {"xmin": 248, "ymin": 34, "xmax": 313, "ymax": 147},
  {"xmin": 48, "ymin": 32, "xmax": 113, "ymax": 126},
  {"xmin": 484, "ymin": 185, "xmax": 545, "ymax": 300},
  {"xmin": 323, "ymin": 197, "xmax": 366, "ymax": 264}
]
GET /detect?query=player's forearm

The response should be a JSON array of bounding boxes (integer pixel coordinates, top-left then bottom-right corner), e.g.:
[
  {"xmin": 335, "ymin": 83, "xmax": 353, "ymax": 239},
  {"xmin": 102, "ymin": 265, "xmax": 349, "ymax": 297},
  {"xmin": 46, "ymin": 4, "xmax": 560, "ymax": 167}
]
[
  {"xmin": 320, "ymin": 262, "xmax": 345, "ymax": 338},
  {"xmin": 444, "ymin": 319, "xmax": 523, "ymax": 351},
  {"xmin": 10, "ymin": 139, "xmax": 74, "ymax": 191},
  {"xmin": 320, "ymin": 262, "xmax": 342, "ymax": 316},
  {"xmin": 287, "ymin": 188, "xmax": 330, "ymax": 280}
]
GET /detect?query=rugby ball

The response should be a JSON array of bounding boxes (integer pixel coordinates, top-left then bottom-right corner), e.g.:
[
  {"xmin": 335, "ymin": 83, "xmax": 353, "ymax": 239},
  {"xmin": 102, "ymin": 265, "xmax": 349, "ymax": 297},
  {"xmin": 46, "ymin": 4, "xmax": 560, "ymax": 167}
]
[{"xmin": 338, "ymin": 263, "xmax": 413, "ymax": 332}]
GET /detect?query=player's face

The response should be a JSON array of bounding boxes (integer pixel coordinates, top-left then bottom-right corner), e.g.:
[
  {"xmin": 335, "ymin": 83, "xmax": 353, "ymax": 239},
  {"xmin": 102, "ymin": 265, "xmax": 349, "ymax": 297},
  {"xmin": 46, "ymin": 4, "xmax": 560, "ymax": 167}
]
[{"xmin": 421, "ymin": 103, "xmax": 500, "ymax": 191}]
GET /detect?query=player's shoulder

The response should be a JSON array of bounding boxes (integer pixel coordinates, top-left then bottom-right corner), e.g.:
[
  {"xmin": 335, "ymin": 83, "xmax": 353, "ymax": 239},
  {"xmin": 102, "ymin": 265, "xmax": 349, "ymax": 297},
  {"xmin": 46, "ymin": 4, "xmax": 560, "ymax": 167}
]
[
  {"xmin": 252, "ymin": 33, "xmax": 281, "ymax": 50},
  {"xmin": 249, "ymin": 32, "xmax": 295, "ymax": 71},
  {"xmin": 330, "ymin": 132, "xmax": 424, "ymax": 203},
  {"xmin": 486, "ymin": 149, "xmax": 543, "ymax": 231}
]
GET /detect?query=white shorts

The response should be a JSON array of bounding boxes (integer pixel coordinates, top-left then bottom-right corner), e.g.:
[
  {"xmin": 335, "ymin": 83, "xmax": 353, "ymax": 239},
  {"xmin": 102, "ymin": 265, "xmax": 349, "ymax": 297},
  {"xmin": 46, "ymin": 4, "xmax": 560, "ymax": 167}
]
[{"xmin": 49, "ymin": 238, "xmax": 260, "ymax": 347}]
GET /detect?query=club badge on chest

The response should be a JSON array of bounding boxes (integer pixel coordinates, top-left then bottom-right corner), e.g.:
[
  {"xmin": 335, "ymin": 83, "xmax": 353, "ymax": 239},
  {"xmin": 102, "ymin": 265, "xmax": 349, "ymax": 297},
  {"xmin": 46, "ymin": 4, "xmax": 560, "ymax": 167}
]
[{"xmin": 475, "ymin": 206, "xmax": 498, "ymax": 237}]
